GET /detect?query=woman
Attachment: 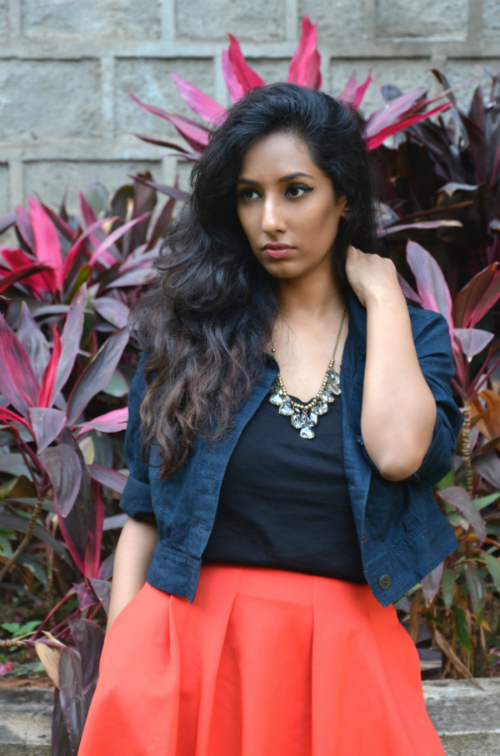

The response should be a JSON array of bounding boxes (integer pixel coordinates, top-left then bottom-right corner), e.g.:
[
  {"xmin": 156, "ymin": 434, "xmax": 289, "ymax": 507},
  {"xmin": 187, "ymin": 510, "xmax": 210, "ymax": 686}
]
[{"xmin": 79, "ymin": 83, "xmax": 463, "ymax": 756}]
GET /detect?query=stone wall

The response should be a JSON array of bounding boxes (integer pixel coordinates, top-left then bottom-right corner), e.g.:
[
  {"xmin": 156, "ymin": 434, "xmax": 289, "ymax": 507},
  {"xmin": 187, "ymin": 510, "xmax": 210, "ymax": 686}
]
[{"xmin": 0, "ymin": 0, "xmax": 499, "ymax": 217}]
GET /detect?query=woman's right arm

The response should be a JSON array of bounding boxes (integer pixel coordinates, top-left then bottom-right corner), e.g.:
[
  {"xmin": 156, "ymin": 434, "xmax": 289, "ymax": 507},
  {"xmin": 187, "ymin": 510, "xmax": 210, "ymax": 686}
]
[{"xmin": 106, "ymin": 515, "xmax": 159, "ymax": 633}]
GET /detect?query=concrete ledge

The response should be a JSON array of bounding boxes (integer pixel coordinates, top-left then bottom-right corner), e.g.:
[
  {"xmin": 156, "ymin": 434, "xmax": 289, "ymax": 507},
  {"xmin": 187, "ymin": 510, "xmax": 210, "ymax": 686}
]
[
  {"xmin": 0, "ymin": 688, "xmax": 52, "ymax": 756},
  {"xmin": 1, "ymin": 681, "xmax": 500, "ymax": 755},
  {"xmin": 424, "ymin": 679, "xmax": 500, "ymax": 756}
]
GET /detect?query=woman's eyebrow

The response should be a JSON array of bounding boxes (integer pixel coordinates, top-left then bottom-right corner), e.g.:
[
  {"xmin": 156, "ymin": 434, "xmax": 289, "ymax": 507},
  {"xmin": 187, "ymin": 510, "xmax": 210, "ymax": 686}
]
[{"xmin": 237, "ymin": 171, "xmax": 315, "ymax": 185}]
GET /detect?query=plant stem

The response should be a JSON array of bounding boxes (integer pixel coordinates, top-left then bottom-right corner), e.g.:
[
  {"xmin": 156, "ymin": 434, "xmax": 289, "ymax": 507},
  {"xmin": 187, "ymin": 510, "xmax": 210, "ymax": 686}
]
[
  {"xmin": 0, "ymin": 496, "xmax": 45, "ymax": 583},
  {"xmin": 462, "ymin": 403, "xmax": 474, "ymax": 498}
]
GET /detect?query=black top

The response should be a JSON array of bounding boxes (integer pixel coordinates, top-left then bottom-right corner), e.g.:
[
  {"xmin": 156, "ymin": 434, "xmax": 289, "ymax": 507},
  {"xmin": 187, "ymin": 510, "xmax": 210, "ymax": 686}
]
[{"xmin": 202, "ymin": 387, "xmax": 367, "ymax": 583}]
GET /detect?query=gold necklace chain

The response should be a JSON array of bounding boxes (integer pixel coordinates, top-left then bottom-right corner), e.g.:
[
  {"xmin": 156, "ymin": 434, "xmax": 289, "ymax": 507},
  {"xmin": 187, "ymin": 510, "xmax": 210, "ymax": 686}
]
[{"xmin": 269, "ymin": 307, "xmax": 347, "ymax": 439}]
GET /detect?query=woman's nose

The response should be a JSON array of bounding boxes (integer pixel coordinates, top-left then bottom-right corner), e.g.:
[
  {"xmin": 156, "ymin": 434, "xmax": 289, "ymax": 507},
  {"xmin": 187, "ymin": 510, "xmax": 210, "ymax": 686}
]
[{"xmin": 261, "ymin": 196, "xmax": 285, "ymax": 235}]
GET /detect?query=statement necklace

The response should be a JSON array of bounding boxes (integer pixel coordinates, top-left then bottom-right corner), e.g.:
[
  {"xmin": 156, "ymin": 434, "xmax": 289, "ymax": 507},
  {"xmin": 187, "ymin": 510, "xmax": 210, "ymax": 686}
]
[{"xmin": 269, "ymin": 307, "xmax": 347, "ymax": 440}]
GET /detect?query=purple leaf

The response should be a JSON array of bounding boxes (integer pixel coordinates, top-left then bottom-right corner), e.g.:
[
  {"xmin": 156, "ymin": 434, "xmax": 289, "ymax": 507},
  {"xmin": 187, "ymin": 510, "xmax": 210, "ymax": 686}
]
[
  {"xmin": 53, "ymin": 285, "xmax": 87, "ymax": 400},
  {"xmin": 15, "ymin": 204, "xmax": 35, "ymax": 251},
  {"xmin": 129, "ymin": 94, "xmax": 210, "ymax": 151},
  {"xmin": 0, "ymin": 212, "xmax": 15, "ymax": 235},
  {"xmin": 66, "ymin": 327, "xmax": 129, "ymax": 426},
  {"xmin": 88, "ymin": 464, "xmax": 127, "ymax": 494},
  {"xmin": 93, "ymin": 297, "xmax": 130, "ymax": 329},
  {"xmin": 40, "ymin": 443, "xmax": 82, "ymax": 518},
  {"xmin": 0, "ymin": 311, "xmax": 40, "ymax": 416},
  {"xmin": 437, "ymin": 486, "xmax": 486, "ymax": 545},
  {"xmin": 453, "ymin": 328, "xmax": 494, "ymax": 359},
  {"xmin": 88, "ymin": 213, "xmax": 150, "ymax": 266},
  {"xmin": 16, "ymin": 302, "xmax": 50, "ymax": 382},
  {"xmin": 453, "ymin": 263, "xmax": 500, "ymax": 328},
  {"xmin": 0, "ymin": 513, "xmax": 71, "ymax": 564},
  {"xmin": 73, "ymin": 581, "xmax": 97, "ymax": 611},
  {"xmin": 104, "ymin": 266, "xmax": 156, "ymax": 289},
  {"xmin": 69, "ymin": 618, "xmax": 105, "ymax": 693},
  {"xmin": 130, "ymin": 174, "xmax": 190, "ymax": 203},
  {"xmin": 473, "ymin": 452, "xmax": 500, "ymax": 488},
  {"xmin": 58, "ymin": 647, "xmax": 85, "ymax": 755},
  {"xmin": 52, "ymin": 688, "xmax": 73, "ymax": 756},
  {"xmin": 422, "ymin": 561, "xmax": 444, "ymax": 601},
  {"xmin": 29, "ymin": 407, "xmax": 67, "ymax": 453},
  {"xmin": 88, "ymin": 577, "xmax": 112, "ymax": 614},
  {"xmin": 406, "ymin": 240, "xmax": 453, "ymax": 332}
]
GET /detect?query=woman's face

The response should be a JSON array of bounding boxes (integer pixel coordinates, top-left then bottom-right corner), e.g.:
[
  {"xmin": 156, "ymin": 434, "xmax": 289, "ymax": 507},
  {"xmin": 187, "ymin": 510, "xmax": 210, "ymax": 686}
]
[{"xmin": 236, "ymin": 131, "xmax": 348, "ymax": 282}]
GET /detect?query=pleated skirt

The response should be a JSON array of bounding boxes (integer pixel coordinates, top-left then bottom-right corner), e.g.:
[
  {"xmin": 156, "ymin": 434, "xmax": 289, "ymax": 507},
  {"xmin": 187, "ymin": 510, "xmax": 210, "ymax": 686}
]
[{"xmin": 78, "ymin": 563, "xmax": 444, "ymax": 756}]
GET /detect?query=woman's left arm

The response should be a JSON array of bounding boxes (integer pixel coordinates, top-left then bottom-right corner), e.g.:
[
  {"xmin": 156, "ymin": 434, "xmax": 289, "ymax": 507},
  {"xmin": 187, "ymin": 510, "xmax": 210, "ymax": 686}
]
[{"xmin": 345, "ymin": 245, "xmax": 437, "ymax": 481}]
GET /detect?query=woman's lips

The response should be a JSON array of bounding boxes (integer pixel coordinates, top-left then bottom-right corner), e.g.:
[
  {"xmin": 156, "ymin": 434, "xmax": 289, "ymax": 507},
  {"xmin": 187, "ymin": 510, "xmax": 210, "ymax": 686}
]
[{"xmin": 262, "ymin": 245, "xmax": 296, "ymax": 259}]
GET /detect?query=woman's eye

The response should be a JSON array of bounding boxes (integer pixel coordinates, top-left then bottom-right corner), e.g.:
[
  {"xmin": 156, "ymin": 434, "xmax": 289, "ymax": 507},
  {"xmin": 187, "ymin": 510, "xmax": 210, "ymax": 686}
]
[
  {"xmin": 237, "ymin": 188, "xmax": 259, "ymax": 201},
  {"xmin": 286, "ymin": 185, "xmax": 312, "ymax": 198}
]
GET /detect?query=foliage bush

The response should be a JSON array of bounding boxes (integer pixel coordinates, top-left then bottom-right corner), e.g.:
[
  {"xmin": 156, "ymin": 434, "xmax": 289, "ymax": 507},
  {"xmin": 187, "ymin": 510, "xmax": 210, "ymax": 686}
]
[{"xmin": 0, "ymin": 13, "xmax": 500, "ymax": 753}]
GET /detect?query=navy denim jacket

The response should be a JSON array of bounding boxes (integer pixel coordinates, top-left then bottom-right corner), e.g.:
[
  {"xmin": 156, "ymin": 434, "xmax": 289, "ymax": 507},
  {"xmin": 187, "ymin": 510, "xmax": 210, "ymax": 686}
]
[{"xmin": 119, "ymin": 287, "xmax": 463, "ymax": 607}]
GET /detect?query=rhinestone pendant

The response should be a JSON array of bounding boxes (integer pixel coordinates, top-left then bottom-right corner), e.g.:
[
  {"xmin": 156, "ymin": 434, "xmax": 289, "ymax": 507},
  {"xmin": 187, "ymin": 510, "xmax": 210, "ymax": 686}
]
[
  {"xmin": 278, "ymin": 402, "xmax": 294, "ymax": 416},
  {"xmin": 269, "ymin": 392, "xmax": 284, "ymax": 406},
  {"xmin": 315, "ymin": 401, "xmax": 328, "ymax": 416},
  {"xmin": 300, "ymin": 426, "xmax": 315, "ymax": 439},
  {"xmin": 291, "ymin": 412, "xmax": 307, "ymax": 429}
]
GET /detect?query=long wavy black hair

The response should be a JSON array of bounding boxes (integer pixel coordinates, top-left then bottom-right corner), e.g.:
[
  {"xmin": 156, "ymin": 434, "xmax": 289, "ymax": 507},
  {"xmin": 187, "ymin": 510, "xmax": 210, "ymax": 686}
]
[{"xmin": 130, "ymin": 82, "xmax": 383, "ymax": 478}]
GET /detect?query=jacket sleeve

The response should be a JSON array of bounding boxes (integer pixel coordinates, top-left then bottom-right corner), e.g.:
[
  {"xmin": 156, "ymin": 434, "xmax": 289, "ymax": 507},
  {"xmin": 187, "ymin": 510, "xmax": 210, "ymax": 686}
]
[
  {"xmin": 403, "ymin": 309, "xmax": 463, "ymax": 488},
  {"xmin": 119, "ymin": 351, "xmax": 155, "ymax": 520}
]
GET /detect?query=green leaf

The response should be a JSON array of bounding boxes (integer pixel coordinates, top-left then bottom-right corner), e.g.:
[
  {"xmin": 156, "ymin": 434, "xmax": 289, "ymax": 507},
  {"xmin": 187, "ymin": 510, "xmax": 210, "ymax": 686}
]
[
  {"xmin": 455, "ymin": 607, "xmax": 472, "ymax": 652},
  {"xmin": 17, "ymin": 620, "xmax": 41, "ymax": 636},
  {"xmin": 473, "ymin": 492, "xmax": 500, "ymax": 510},
  {"xmin": 465, "ymin": 563, "xmax": 486, "ymax": 618},
  {"xmin": 483, "ymin": 552, "xmax": 500, "ymax": 594},
  {"xmin": 436, "ymin": 469, "xmax": 454, "ymax": 491},
  {"xmin": 103, "ymin": 369, "xmax": 129, "ymax": 397},
  {"xmin": 441, "ymin": 568, "xmax": 455, "ymax": 610},
  {"xmin": 17, "ymin": 556, "xmax": 48, "ymax": 588},
  {"xmin": 0, "ymin": 535, "xmax": 12, "ymax": 557},
  {"xmin": 1, "ymin": 623, "xmax": 20, "ymax": 635}
]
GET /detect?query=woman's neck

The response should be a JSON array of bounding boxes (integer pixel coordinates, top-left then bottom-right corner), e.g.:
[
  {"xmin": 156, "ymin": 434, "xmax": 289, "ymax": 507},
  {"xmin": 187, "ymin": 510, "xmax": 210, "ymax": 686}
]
[{"xmin": 276, "ymin": 265, "xmax": 346, "ymax": 328}]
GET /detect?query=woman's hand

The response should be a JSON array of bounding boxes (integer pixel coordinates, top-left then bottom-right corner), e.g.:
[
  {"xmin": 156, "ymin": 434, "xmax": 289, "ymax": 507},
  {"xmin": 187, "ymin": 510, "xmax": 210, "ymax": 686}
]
[{"xmin": 345, "ymin": 244, "xmax": 401, "ymax": 308}]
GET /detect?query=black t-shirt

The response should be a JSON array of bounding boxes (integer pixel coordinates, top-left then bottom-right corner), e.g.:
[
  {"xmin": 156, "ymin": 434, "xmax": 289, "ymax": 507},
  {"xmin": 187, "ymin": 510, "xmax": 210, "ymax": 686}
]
[{"xmin": 202, "ymin": 387, "xmax": 367, "ymax": 583}]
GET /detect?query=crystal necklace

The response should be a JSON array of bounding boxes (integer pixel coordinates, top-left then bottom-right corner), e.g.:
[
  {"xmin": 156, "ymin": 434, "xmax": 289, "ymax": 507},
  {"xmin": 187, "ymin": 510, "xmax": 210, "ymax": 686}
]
[{"xmin": 269, "ymin": 307, "xmax": 347, "ymax": 440}]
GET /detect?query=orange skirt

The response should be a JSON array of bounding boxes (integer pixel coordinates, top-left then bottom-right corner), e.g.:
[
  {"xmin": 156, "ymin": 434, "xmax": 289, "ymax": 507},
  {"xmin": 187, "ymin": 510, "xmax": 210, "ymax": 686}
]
[{"xmin": 79, "ymin": 564, "xmax": 444, "ymax": 756}]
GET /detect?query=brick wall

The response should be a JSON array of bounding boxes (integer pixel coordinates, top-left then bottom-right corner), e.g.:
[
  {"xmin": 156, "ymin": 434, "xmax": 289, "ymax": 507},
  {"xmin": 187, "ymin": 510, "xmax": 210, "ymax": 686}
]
[{"xmin": 0, "ymin": 0, "xmax": 498, "ymax": 218}]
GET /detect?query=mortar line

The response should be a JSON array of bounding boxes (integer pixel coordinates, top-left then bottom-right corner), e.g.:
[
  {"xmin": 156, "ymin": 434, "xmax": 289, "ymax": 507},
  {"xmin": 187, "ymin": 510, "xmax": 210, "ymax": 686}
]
[
  {"xmin": 285, "ymin": 0, "xmax": 299, "ymax": 41},
  {"xmin": 101, "ymin": 55, "xmax": 115, "ymax": 143}
]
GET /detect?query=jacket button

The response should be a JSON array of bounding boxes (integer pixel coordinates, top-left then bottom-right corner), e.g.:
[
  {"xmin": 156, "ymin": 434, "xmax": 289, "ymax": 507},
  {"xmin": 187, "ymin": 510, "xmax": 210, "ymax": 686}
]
[{"xmin": 379, "ymin": 574, "xmax": 392, "ymax": 590}]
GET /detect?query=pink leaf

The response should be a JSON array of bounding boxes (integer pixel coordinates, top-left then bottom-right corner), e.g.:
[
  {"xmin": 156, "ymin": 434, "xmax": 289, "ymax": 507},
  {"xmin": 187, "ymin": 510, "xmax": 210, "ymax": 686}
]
[
  {"xmin": 38, "ymin": 322, "xmax": 62, "ymax": 408},
  {"xmin": 170, "ymin": 73, "xmax": 227, "ymax": 124},
  {"xmin": 129, "ymin": 94, "xmax": 210, "ymax": 151},
  {"xmin": 28, "ymin": 197, "xmax": 62, "ymax": 292},
  {"xmin": 0, "ymin": 261, "xmax": 53, "ymax": 296},
  {"xmin": 338, "ymin": 73, "xmax": 358, "ymax": 104},
  {"xmin": 366, "ymin": 102, "xmax": 451, "ymax": 151},
  {"xmin": 222, "ymin": 49, "xmax": 246, "ymax": 102},
  {"xmin": 227, "ymin": 34, "xmax": 265, "ymax": 92},
  {"xmin": 398, "ymin": 273, "xmax": 422, "ymax": 304},
  {"xmin": 0, "ymin": 406, "xmax": 33, "ymax": 433},
  {"xmin": 366, "ymin": 87, "xmax": 428, "ymax": 138},
  {"xmin": 351, "ymin": 69, "xmax": 372, "ymax": 109},
  {"xmin": 0, "ymin": 312, "xmax": 39, "ymax": 416},
  {"xmin": 287, "ymin": 16, "xmax": 322, "ymax": 89},
  {"xmin": 73, "ymin": 407, "xmax": 129, "ymax": 436},
  {"xmin": 378, "ymin": 219, "xmax": 462, "ymax": 237},
  {"xmin": 406, "ymin": 240, "xmax": 454, "ymax": 338},
  {"xmin": 453, "ymin": 328, "xmax": 494, "ymax": 360}
]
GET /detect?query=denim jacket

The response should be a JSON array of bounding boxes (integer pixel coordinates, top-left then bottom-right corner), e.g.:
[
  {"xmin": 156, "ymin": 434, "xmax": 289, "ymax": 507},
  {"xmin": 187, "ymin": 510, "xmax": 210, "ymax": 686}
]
[{"xmin": 119, "ymin": 287, "xmax": 463, "ymax": 607}]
